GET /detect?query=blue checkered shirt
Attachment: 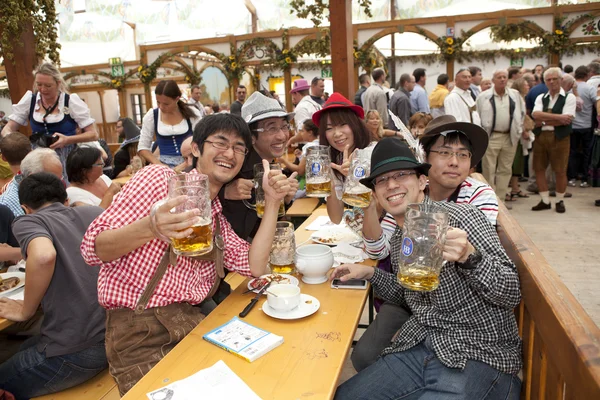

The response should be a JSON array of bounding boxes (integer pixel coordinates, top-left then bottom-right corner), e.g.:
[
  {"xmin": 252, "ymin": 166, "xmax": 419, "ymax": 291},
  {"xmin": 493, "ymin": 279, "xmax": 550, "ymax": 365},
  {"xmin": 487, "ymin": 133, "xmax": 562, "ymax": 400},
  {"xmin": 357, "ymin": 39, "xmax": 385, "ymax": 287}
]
[
  {"xmin": 0, "ymin": 175, "xmax": 23, "ymax": 217},
  {"xmin": 370, "ymin": 197, "xmax": 522, "ymax": 374}
]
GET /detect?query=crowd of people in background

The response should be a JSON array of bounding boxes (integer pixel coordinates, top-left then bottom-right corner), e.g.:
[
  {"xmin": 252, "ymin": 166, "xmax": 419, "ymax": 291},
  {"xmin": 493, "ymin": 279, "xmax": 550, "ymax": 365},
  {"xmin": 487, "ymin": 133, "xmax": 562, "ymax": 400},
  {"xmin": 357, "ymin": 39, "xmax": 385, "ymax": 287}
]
[{"xmin": 352, "ymin": 59, "xmax": 600, "ymax": 211}]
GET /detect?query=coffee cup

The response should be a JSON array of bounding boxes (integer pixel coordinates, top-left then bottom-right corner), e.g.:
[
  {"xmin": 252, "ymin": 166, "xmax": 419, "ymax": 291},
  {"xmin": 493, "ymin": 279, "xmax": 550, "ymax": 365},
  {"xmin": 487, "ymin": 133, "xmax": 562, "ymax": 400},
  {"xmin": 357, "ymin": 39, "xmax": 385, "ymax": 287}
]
[{"xmin": 266, "ymin": 284, "xmax": 301, "ymax": 312}]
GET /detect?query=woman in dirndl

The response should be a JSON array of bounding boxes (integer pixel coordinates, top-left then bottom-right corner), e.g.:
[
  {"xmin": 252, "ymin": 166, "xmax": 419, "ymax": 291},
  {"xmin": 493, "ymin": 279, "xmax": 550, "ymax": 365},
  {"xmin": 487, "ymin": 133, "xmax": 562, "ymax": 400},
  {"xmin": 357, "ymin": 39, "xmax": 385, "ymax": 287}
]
[
  {"xmin": 1, "ymin": 62, "xmax": 98, "ymax": 182},
  {"xmin": 138, "ymin": 80, "xmax": 202, "ymax": 168}
]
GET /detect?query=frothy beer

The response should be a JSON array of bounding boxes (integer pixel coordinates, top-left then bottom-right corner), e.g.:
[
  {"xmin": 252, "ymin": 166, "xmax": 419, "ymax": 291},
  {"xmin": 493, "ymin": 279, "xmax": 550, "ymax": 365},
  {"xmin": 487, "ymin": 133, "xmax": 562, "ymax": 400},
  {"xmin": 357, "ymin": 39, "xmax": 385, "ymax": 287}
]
[
  {"xmin": 306, "ymin": 179, "xmax": 331, "ymax": 198},
  {"xmin": 270, "ymin": 262, "xmax": 296, "ymax": 275},
  {"xmin": 172, "ymin": 218, "xmax": 213, "ymax": 255},
  {"xmin": 397, "ymin": 266, "xmax": 440, "ymax": 292},
  {"xmin": 256, "ymin": 201, "xmax": 286, "ymax": 218},
  {"xmin": 342, "ymin": 190, "xmax": 371, "ymax": 208}
]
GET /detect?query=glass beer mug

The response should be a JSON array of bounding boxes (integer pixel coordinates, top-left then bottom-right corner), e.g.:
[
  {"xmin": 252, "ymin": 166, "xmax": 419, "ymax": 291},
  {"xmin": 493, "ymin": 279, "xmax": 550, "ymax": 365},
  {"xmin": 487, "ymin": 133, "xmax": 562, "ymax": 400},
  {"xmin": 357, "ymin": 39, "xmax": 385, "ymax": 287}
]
[
  {"xmin": 305, "ymin": 145, "xmax": 332, "ymax": 198},
  {"xmin": 342, "ymin": 148, "xmax": 372, "ymax": 208},
  {"xmin": 269, "ymin": 221, "xmax": 296, "ymax": 274},
  {"xmin": 397, "ymin": 203, "xmax": 449, "ymax": 292},
  {"xmin": 151, "ymin": 173, "xmax": 213, "ymax": 257},
  {"xmin": 243, "ymin": 163, "xmax": 285, "ymax": 218}
]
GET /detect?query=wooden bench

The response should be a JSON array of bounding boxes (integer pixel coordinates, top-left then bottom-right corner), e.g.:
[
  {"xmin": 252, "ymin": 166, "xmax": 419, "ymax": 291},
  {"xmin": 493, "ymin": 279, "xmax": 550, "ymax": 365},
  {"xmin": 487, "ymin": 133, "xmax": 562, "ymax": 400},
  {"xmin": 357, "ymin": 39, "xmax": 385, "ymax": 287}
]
[{"xmin": 497, "ymin": 202, "xmax": 600, "ymax": 398}]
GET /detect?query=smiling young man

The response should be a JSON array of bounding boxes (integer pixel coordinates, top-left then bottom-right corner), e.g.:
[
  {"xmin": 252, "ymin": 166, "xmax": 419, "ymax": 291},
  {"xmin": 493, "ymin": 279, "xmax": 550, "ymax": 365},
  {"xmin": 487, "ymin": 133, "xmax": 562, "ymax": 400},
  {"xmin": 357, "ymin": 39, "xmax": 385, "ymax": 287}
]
[
  {"xmin": 333, "ymin": 137, "xmax": 522, "ymax": 400},
  {"xmin": 356, "ymin": 116, "xmax": 496, "ymax": 372},
  {"xmin": 81, "ymin": 114, "xmax": 290, "ymax": 395},
  {"xmin": 219, "ymin": 92, "xmax": 298, "ymax": 240}
]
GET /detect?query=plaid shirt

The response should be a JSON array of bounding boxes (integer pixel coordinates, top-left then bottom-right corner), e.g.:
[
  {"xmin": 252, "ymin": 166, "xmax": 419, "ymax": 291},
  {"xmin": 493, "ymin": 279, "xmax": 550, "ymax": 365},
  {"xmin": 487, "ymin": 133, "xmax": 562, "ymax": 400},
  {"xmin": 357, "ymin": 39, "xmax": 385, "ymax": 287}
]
[
  {"xmin": 0, "ymin": 174, "xmax": 23, "ymax": 217},
  {"xmin": 370, "ymin": 197, "xmax": 522, "ymax": 374},
  {"xmin": 81, "ymin": 165, "xmax": 252, "ymax": 310}
]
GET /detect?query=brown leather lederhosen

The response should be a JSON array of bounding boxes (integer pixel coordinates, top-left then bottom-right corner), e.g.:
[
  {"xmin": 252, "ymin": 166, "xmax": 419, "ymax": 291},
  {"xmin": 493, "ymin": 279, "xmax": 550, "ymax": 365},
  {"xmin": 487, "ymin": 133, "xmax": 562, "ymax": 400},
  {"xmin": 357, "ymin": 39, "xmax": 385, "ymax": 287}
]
[{"xmin": 106, "ymin": 217, "xmax": 225, "ymax": 395}]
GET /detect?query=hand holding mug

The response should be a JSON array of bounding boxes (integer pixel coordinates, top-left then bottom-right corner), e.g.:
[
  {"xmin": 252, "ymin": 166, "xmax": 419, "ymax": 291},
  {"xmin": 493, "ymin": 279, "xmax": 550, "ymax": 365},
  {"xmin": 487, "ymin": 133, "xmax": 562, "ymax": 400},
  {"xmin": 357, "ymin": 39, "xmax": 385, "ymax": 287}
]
[
  {"xmin": 224, "ymin": 178, "xmax": 254, "ymax": 200},
  {"xmin": 150, "ymin": 195, "xmax": 201, "ymax": 241},
  {"xmin": 261, "ymin": 159, "xmax": 290, "ymax": 202},
  {"xmin": 442, "ymin": 227, "xmax": 474, "ymax": 263}
]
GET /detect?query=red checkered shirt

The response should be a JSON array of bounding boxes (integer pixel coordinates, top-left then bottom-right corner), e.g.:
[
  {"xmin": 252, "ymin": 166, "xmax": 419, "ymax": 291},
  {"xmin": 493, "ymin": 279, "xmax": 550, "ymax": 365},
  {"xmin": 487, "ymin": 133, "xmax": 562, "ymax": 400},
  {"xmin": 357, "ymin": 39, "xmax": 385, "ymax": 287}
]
[{"xmin": 81, "ymin": 164, "xmax": 252, "ymax": 310}]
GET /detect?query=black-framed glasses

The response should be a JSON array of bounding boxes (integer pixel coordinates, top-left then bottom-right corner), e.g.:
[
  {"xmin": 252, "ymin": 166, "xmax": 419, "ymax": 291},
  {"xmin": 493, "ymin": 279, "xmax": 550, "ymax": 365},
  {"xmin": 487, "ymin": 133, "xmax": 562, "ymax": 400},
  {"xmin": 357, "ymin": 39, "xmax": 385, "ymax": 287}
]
[
  {"xmin": 204, "ymin": 140, "xmax": 249, "ymax": 155},
  {"xmin": 374, "ymin": 171, "xmax": 417, "ymax": 188},
  {"xmin": 253, "ymin": 124, "xmax": 290, "ymax": 135},
  {"xmin": 429, "ymin": 149, "xmax": 472, "ymax": 161}
]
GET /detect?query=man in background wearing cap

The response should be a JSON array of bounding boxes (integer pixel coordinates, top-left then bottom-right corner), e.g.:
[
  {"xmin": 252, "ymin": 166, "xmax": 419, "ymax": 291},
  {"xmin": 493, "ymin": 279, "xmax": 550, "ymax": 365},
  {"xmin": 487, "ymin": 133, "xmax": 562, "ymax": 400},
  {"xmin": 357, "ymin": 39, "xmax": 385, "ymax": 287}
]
[
  {"xmin": 287, "ymin": 79, "xmax": 322, "ymax": 148},
  {"xmin": 219, "ymin": 92, "xmax": 299, "ymax": 241},
  {"xmin": 332, "ymin": 137, "xmax": 521, "ymax": 399},
  {"xmin": 355, "ymin": 116, "xmax": 497, "ymax": 372},
  {"xmin": 444, "ymin": 67, "xmax": 482, "ymax": 126}
]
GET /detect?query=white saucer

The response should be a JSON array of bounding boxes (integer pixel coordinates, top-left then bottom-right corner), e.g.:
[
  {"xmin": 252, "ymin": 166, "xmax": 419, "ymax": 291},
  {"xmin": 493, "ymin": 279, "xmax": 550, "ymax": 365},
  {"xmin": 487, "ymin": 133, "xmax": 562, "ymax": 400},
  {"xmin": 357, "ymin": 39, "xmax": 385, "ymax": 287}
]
[
  {"xmin": 0, "ymin": 272, "xmax": 26, "ymax": 298},
  {"xmin": 247, "ymin": 274, "xmax": 299, "ymax": 295},
  {"xmin": 262, "ymin": 294, "xmax": 320, "ymax": 320}
]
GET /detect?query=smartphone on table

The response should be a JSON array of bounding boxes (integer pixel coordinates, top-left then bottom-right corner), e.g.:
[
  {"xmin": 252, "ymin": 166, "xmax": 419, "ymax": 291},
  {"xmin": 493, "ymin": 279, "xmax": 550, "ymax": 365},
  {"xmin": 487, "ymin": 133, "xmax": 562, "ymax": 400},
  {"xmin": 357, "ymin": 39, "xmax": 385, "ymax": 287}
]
[{"xmin": 331, "ymin": 278, "xmax": 368, "ymax": 290}]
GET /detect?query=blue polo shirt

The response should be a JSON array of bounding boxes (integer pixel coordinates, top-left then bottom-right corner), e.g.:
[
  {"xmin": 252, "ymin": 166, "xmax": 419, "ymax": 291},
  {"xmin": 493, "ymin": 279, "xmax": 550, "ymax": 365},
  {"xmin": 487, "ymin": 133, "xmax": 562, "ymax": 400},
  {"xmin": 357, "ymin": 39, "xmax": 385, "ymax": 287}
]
[{"xmin": 526, "ymin": 83, "xmax": 548, "ymax": 113}]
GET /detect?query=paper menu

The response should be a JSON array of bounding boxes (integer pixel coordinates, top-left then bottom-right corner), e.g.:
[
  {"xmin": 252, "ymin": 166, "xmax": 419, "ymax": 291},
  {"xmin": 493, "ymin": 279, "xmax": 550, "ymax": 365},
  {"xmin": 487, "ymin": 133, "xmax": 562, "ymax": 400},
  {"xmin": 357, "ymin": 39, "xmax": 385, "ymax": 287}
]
[{"xmin": 146, "ymin": 360, "xmax": 261, "ymax": 400}]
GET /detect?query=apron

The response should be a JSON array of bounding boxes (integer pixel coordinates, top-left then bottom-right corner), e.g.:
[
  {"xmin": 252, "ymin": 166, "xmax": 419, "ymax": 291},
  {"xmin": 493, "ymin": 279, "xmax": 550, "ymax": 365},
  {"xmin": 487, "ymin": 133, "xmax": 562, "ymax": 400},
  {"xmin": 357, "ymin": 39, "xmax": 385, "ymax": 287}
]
[{"xmin": 29, "ymin": 93, "xmax": 77, "ymax": 182}]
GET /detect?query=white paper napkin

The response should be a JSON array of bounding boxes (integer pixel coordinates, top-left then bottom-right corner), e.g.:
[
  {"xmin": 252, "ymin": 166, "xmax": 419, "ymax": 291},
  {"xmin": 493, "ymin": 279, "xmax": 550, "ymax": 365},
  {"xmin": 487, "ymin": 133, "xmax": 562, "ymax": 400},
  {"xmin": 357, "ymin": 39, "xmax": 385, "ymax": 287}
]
[
  {"xmin": 331, "ymin": 243, "xmax": 368, "ymax": 267},
  {"xmin": 305, "ymin": 216, "xmax": 336, "ymax": 231}
]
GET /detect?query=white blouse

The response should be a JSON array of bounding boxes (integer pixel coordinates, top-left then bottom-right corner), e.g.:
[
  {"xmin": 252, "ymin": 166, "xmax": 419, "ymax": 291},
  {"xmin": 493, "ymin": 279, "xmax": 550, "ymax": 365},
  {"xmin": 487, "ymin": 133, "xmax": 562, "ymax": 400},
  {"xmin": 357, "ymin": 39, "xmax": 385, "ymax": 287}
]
[
  {"xmin": 138, "ymin": 108, "xmax": 202, "ymax": 152},
  {"xmin": 67, "ymin": 175, "xmax": 112, "ymax": 206},
  {"xmin": 9, "ymin": 91, "xmax": 95, "ymax": 128}
]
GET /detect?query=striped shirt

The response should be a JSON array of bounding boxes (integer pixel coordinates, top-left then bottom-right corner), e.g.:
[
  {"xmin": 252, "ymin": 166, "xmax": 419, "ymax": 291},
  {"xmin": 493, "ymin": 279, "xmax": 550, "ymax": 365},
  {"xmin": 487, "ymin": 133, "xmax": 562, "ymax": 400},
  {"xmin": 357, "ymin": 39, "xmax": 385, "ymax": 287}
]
[
  {"xmin": 371, "ymin": 197, "xmax": 522, "ymax": 374},
  {"xmin": 365, "ymin": 176, "xmax": 497, "ymax": 259}
]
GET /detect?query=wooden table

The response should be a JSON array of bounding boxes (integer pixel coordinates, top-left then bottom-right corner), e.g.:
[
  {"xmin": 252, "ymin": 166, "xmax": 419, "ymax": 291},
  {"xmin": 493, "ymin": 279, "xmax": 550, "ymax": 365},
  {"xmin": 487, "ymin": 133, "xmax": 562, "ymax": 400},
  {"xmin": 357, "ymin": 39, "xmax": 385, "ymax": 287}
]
[
  {"xmin": 0, "ymin": 317, "xmax": 14, "ymax": 331},
  {"xmin": 286, "ymin": 197, "xmax": 320, "ymax": 217},
  {"xmin": 123, "ymin": 208, "xmax": 374, "ymax": 399}
]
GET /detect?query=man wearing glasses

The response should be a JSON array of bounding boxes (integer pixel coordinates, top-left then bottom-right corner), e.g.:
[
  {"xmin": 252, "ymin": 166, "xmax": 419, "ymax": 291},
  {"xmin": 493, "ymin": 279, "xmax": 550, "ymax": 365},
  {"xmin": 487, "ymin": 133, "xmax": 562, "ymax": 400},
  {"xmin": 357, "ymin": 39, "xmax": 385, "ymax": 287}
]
[
  {"xmin": 81, "ymin": 114, "xmax": 291, "ymax": 394},
  {"xmin": 219, "ymin": 91, "xmax": 299, "ymax": 241},
  {"xmin": 354, "ymin": 115, "xmax": 496, "ymax": 372},
  {"xmin": 333, "ymin": 137, "xmax": 521, "ymax": 399}
]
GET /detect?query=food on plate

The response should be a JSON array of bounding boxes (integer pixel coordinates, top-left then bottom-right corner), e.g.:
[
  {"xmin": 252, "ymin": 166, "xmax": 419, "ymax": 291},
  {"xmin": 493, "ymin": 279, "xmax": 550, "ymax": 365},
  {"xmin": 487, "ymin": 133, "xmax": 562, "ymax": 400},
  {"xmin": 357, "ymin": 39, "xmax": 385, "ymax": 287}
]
[
  {"xmin": 0, "ymin": 276, "xmax": 20, "ymax": 293},
  {"xmin": 249, "ymin": 274, "xmax": 291, "ymax": 290}
]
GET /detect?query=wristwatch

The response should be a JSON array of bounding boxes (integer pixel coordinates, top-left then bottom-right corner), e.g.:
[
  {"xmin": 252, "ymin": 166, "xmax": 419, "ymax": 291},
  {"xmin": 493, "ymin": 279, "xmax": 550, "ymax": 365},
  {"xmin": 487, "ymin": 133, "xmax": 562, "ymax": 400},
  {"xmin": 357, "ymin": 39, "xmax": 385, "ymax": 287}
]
[{"xmin": 458, "ymin": 249, "xmax": 482, "ymax": 270}]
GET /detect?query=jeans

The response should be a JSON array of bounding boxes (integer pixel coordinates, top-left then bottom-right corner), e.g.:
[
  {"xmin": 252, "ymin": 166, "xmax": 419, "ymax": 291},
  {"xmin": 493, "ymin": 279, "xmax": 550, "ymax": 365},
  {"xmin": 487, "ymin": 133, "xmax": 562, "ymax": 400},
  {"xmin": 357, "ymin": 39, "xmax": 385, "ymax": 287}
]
[
  {"xmin": 0, "ymin": 336, "xmax": 107, "ymax": 400},
  {"xmin": 336, "ymin": 341, "xmax": 521, "ymax": 400},
  {"xmin": 567, "ymin": 128, "xmax": 594, "ymax": 180},
  {"xmin": 351, "ymin": 302, "xmax": 411, "ymax": 372}
]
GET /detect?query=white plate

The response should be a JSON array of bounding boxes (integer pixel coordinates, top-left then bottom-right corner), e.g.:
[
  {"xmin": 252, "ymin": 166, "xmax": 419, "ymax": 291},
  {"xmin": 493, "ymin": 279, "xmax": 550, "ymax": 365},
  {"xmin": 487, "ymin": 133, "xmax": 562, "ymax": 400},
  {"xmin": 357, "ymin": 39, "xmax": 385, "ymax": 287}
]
[
  {"xmin": 262, "ymin": 294, "xmax": 320, "ymax": 320},
  {"xmin": 0, "ymin": 272, "xmax": 26, "ymax": 297},
  {"xmin": 247, "ymin": 274, "xmax": 299, "ymax": 295},
  {"xmin": 310, "ymin": 226, "xmax": 362, "ymax": 246}
]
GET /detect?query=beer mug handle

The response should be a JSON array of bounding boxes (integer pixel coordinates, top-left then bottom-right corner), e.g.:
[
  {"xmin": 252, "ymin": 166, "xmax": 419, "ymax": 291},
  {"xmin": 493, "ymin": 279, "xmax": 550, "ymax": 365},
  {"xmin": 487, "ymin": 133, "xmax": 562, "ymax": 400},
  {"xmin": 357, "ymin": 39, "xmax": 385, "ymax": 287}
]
[
  {"xmin": 242, "ymin": 179, "xmax": 258, "ymax": 210},
  {"xmin": 149, "ymin": 199, "xmax": 171, "ymax": 243}
]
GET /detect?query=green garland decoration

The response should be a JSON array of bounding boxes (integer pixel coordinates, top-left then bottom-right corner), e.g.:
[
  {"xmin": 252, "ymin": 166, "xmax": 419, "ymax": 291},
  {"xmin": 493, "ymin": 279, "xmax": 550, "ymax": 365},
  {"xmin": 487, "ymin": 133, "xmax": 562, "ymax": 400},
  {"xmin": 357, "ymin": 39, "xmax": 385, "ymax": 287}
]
[
  {"xmin": 137, "ymin": 52, "xmax": 174, "ymax": 85},
  {"xmin": 0, "ymin": 0, "xmax": 61, "ymax": 64},
  {"xmin": 182, "ymin": 66, "xmax": 202, "ymax": 86},
  {"xmin": 0, "ymin": 88, "xmax": 10, "ymax": 99},
  {"xmin": 293, "ymin": 29, "xmax": 331, "ymax": 58},
  {"xmin": 217, "ymin": 44, "xmax": 246, "ymax": 82},
  {"xmin": 289, "ymin": 0, "xmax": 372, "ymax": 27}
]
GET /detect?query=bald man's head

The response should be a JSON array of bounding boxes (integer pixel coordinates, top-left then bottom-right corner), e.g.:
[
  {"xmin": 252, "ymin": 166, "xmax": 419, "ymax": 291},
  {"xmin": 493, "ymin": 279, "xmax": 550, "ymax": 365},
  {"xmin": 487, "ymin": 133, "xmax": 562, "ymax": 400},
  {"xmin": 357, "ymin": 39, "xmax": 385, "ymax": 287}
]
[{"xmin": 181, "ymin": 136, "xmax": 194, "ymax": 168}]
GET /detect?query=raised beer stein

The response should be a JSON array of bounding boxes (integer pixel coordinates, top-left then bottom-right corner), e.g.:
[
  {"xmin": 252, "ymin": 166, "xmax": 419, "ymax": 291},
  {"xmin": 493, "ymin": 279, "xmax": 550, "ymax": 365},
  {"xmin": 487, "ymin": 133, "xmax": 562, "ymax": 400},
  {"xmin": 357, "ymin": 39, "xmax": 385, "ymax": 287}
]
[
  {"xmin": 397, "ymin": 203, "xmax": 449, "ymax": 292},
  {"xmin": 150, "ymin": 173, "xmax": 213, "ymax": 257},
  {"xmin": 305, "ymin": 146, "xmax": 332, "ymax": 198},
  {"xmin": 243, "ymin": 163, "xmax": 286, "ymax": 218},
  {"xmin": 269, "ymin": 221, "xmax": 296, "ymax": 275},
  {"xmin": 342, "ymin": 148, "xmax": 372, "ymax": 208}
]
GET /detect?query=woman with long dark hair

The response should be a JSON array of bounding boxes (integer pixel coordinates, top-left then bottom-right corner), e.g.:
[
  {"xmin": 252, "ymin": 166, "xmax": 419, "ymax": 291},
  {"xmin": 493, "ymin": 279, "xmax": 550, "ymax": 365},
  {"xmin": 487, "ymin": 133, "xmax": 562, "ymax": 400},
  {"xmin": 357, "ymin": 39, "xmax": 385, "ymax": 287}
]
[
  {"xmin": 312, "ymin": 93, "xmax": 378, "ymax": 223},
  {"xmin": 138, "ymin": 80, "xmax": 202, "ymax": 168}
]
